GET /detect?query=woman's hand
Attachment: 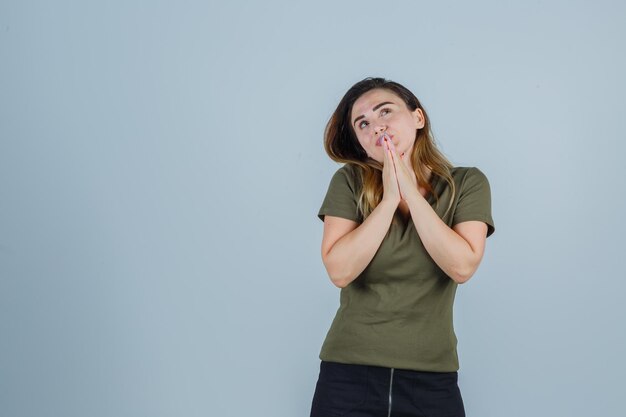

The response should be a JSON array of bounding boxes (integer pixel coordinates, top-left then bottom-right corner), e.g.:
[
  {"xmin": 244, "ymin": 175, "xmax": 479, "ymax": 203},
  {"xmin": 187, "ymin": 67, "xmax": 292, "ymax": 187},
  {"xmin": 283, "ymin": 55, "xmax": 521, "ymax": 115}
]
[
  {"xmin": 387, "ymin": 139, "xmax": 420, "ymax": 202},
  {"xmin": 381, "ymin": 137, "xmax": 401, "ymax": 206}
]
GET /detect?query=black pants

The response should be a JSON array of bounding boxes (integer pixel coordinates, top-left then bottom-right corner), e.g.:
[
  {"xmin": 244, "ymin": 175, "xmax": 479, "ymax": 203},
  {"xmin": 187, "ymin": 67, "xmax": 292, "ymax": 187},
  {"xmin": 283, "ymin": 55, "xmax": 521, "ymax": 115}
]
[{"xmin": 310, "ymin": 361, "xmax": 466, "ymax": 417}]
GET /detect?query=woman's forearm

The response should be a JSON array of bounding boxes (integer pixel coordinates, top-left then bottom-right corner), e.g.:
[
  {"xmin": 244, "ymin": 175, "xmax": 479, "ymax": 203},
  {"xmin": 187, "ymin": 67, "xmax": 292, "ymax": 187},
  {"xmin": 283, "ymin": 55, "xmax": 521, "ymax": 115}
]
[
  {"xmin": 405, "ymin": 194, "xmax": 479, "ymax": 283},
  {"xmin": 324, "ymin": 200, "xmax": 397, "ymax": 288}
]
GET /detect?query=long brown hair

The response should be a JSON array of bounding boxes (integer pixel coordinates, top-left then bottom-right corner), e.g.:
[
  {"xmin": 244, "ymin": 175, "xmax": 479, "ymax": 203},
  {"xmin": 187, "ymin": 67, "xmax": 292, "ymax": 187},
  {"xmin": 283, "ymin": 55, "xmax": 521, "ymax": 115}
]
[{"xmin": 324, "ymin": 77, "xmax": 456, "ymax": 219}]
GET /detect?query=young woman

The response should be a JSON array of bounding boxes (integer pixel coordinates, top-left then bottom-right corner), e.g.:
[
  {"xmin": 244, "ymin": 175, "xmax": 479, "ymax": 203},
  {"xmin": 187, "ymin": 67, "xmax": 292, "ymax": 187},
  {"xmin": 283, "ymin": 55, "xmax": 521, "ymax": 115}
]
[{"xmin": 310, "ymin": 77, "xmax": 495, "ymax": 417}]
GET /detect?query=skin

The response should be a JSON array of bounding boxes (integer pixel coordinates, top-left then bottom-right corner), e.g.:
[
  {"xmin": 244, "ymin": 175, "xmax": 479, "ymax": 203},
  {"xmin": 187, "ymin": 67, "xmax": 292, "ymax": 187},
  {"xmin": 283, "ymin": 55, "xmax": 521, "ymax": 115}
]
[
  {"xmin": 350, "ymin": 89, "xmax": 426, "ymax": 207},
  {"xmin": 350, "ymin": 88, "xmax": 424, "ymax": 168},
  {"xmin": 321, "ymin": 89, "xmax": 489, "ymax": 287}
]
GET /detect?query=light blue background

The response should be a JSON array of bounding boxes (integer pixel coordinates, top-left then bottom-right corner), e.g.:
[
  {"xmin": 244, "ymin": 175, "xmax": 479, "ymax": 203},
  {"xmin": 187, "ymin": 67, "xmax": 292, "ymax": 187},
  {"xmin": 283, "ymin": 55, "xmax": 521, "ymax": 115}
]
[{"xmin": 1, "ymin": 1, "xmax": 625, "ymax": 416}]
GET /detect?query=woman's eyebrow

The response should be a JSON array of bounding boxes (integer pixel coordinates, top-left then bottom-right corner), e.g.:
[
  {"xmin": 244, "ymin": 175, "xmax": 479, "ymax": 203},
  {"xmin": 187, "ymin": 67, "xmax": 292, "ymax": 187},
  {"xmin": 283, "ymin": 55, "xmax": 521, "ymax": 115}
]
[{"xmin": 353, "ymin": 101, "xmax": 395, "ymax": 126}]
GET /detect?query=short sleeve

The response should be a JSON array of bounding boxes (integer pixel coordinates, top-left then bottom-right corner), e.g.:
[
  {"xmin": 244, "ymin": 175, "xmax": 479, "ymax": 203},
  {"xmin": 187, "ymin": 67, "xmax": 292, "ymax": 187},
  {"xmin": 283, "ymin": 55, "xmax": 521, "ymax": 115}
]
[
  {"xmin": 452, "ymin": 167, "xmax": 495, "ymax": 237},
  {"xmin": 317, "ymin": 165, "xmax": 362, "ymax": 223}
]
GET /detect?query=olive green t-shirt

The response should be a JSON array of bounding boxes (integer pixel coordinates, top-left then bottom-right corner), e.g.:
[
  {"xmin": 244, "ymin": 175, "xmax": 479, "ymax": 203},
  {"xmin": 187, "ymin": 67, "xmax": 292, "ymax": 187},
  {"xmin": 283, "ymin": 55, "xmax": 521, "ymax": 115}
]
[{"xmin": 317, "ymin": 164, "xmax": 495, "ymax": 372}]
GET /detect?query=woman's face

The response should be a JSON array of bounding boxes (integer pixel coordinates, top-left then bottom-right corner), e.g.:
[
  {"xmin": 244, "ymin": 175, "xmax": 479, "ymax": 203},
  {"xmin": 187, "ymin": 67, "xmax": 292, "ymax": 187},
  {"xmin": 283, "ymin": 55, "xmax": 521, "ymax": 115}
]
[{"xmin": 350, "ymin": 88, "xmax": 425, "ymax": 163}]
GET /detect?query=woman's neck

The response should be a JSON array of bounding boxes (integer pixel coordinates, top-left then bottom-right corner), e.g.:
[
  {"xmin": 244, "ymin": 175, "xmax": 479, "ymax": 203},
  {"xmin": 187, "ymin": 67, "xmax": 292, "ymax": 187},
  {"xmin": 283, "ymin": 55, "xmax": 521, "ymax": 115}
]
[{"xmin": 404, "ymin": 157, "xmax": 432, "ymax": 183}]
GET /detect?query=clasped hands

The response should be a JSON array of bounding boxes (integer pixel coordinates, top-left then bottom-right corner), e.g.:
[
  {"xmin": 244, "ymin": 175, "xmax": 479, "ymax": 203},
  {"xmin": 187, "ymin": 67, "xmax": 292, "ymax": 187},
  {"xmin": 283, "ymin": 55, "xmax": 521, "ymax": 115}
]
[{"xmin": 381, "ymin": 137, "xmax": 421, "ymax": 205}]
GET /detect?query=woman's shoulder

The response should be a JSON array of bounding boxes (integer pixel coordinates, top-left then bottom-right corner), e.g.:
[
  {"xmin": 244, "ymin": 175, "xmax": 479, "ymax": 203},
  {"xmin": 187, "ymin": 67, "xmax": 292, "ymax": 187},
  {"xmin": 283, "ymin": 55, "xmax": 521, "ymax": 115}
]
[
  {"xmin": 337, "ymin": 162, "xmax": 360, "ymax": 175},
  {"xmin": 447, "ymin": 166, "xmax": 492, "ymax": 193},
  {"xmin": 449, "ymin": 166, "xmax": 490, "ymax": 182},
  {"xmin": 323, "ymin": 163, "xmax": 362, "ymax": 195},
  {"xmin": 332, "ymin": 163, "xmax": 361, "ymax": 183}
]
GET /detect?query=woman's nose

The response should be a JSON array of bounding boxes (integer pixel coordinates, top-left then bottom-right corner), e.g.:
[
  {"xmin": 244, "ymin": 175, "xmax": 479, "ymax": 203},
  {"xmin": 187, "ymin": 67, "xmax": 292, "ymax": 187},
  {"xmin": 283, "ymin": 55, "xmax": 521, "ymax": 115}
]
[{"xmin": 375, "ymin": 125, "xmax": 387, "ymax": 134}]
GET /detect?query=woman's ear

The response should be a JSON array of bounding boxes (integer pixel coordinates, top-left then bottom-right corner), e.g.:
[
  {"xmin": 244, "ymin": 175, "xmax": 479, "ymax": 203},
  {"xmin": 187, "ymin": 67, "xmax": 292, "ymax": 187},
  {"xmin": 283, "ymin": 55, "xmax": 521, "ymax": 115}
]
[{"xmin": 413, "ymin": 108, "xmax": 425, "ymax": 130}]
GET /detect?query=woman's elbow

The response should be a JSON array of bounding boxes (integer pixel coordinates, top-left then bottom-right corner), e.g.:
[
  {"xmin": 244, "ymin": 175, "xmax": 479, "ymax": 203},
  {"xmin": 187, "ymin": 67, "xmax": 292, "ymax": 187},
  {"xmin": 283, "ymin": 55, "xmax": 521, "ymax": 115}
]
[
  {"xmin": 330, "ymin": 277, "xmax": 349, "ymax": 288},
  {"xmin": 451, "ymin": 270, "xmax": 473, "ymax": 284},
  {"xmin": 322, "ymin": 258, "xmax": 352, "ymax": 288},
  {"xmin": 450, "ymin": 261, "xmax": 480, "ymax": 284},
  {"xmin": 325, "ymin": 267, "xmax": 351, "ymax": 288},
  {"xmin": 321, "ymin": 250, "xmax": 348, "ymax": 288}
]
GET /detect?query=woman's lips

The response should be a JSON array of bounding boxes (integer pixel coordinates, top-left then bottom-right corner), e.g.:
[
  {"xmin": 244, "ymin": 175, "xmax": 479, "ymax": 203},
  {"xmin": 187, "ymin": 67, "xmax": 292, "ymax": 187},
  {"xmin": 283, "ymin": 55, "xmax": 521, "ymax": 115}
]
[{"xmin": 375, "ymin": 133, "xmax": 393, "ymax": 147}]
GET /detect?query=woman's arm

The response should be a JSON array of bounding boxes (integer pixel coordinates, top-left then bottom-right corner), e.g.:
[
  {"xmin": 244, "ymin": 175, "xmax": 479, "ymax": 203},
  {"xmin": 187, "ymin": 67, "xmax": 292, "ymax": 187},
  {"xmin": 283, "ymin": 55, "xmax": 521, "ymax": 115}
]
[
  {"xmin": 405, "ymin": 193, "xmax": 488, "ymax": 283},
  {"xmin": 321, "ymin": 142, "xmax": 403, "ymax": 288},
  {"xmin": 321, "ymin": 199, "xmax": 397, "ymax": 288},
  {"xmin": 383, "ymin": 140, "xmax": 489, "ymax": 284}
]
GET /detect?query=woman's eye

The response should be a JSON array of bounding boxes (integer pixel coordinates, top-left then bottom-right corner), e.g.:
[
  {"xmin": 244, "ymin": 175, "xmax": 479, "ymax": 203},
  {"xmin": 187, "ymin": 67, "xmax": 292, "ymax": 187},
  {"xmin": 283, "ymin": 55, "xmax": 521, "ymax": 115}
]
[
  {"xmin": 359, "ymin": 121, "xmax": 368, "ymax": 129},
  {"xmin": 381, "ymin": 108, "xmax": 391, "ymax": 116}
]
